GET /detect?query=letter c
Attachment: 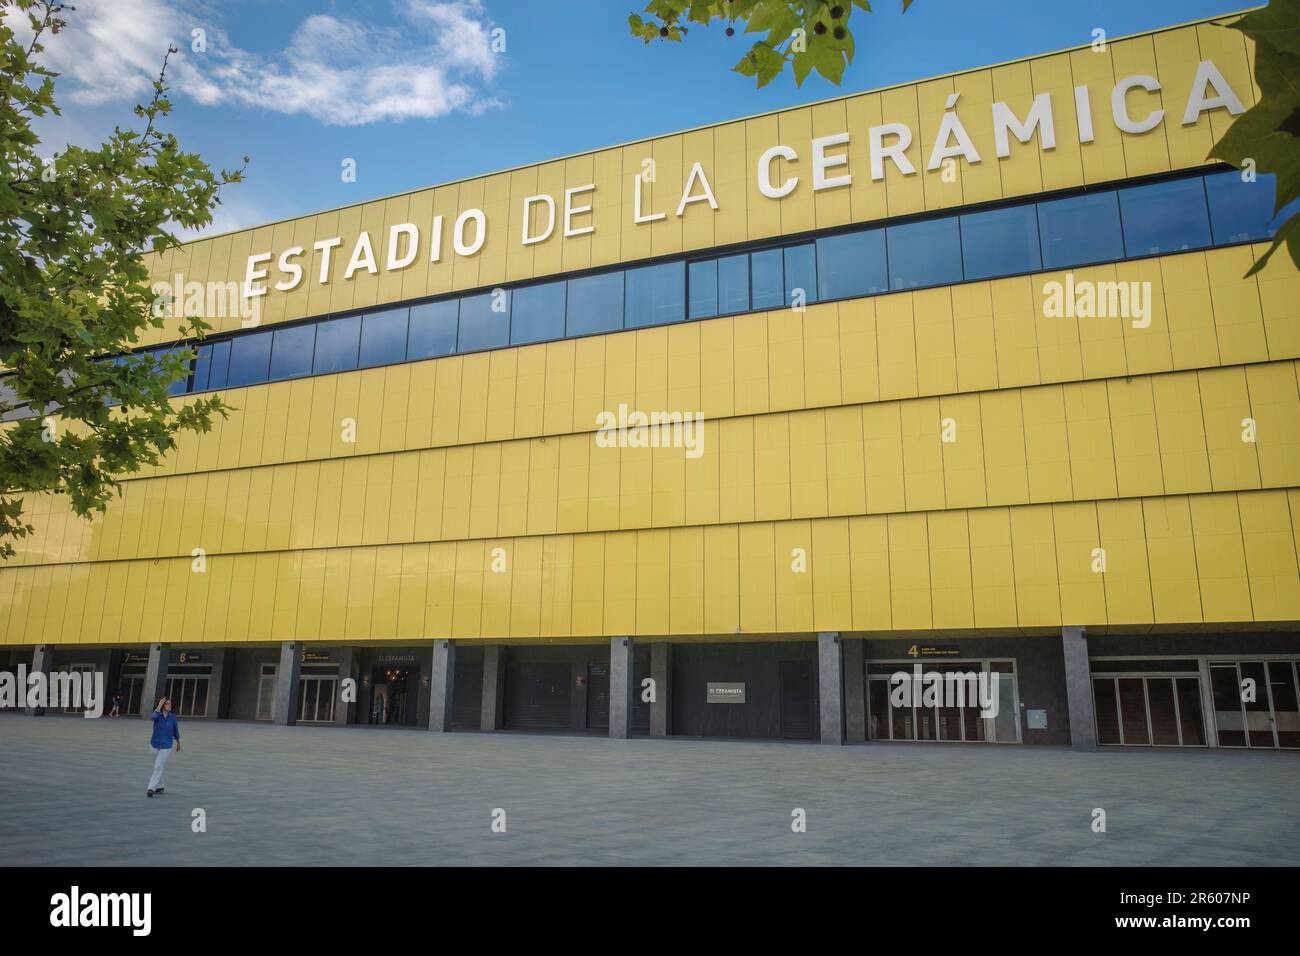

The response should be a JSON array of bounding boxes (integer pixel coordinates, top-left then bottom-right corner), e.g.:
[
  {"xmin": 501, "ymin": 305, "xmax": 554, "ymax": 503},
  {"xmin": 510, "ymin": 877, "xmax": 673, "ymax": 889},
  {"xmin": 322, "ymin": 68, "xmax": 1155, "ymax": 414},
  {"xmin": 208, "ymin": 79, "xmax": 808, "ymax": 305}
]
[{"xmin": 757, "ymin": 144, "xmax": 798, "ymax": 199}]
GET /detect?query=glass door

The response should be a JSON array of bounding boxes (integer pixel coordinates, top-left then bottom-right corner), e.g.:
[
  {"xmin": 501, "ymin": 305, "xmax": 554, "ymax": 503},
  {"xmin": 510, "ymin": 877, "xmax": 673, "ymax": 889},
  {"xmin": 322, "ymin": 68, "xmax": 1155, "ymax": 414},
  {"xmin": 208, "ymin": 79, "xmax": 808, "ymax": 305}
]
[
  {"xmin": 1210, "ymin": 663, "xmax": 1247, "ymax": 747},
  {"xmin": 1208, "ymin": 660, "xmax": 1300, "ymax": 750},
  {"xmin": 121, "ymin": 672, "xmax": 144, "ymax": 715},
  {"xmin": 866, "ymin": 661, "xmax": 1019, "ymax": 743},
  {"xmin": 1240, "ymin": 662, "xmax": 1274, "ymax": 748},
  {"xmin": 164, "ymin": 676, "xmax": 207, "ymax": 717},
  {"xmin": 295, "ymin": 665, "xmax": 339, "ymax": 723},
  {"xmin": 165, "ymin": 666, "xmax": 211, "ymax": 717},
  {"xmin": 1091, "ymin": 674, "xmax": 1206, "ymax": 747},
  {"xmin": 255, "ymin": 663, "xmax": 276, "ymax": 721},
  {"xmin": 988, "ymin": 661, "xmax": 1020, "ymax": 743},
  {"xmin": 296, "ymin": 675, "xmax": 338, "ymax": 722},
  {"xmin": 1269, "ymin": 661, "xmax": 1300, "ymax": 749}
]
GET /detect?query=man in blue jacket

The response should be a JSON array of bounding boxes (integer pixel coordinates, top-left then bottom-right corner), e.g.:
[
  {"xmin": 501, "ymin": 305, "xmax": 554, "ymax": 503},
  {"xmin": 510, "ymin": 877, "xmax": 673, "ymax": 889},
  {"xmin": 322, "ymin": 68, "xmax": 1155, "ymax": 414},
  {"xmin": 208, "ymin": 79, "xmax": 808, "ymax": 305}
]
[{"xmin": 147, "ymin": 696, "xmax": 180, "ymax": 797}]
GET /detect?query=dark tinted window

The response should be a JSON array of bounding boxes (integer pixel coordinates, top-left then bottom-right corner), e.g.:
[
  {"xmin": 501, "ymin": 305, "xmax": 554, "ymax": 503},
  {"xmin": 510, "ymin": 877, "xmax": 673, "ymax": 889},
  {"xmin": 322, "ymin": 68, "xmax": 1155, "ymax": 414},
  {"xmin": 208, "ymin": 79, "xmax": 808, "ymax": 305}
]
[
  {"xmin": 511, "ymin": 281, "xmax": 566, "ymax": 344},
  {"xmin": 458, "ymin": 290, "xmax": 510, "ymax": 352},
  {"xmin": 960, "ymin": 204, "xmax": 1041, "ymax": 280},
  {"xmin": 193, "ymin": 340, "xmax": 231, "ymax": 392},
  {"xmin": 1118, "ymin": 177, "xmax": 1212, "ymax": 257},
  {"xmin": 625, "ymin": 261, "xmax": 685, "ymax": 328},
  {"xmin": 751, "ymin": 248, "xmax": 784, "ymax": 309},
  {"xmin": 718, "ymin": 254, "xmax": 749, "ymax": 314},
  {"xmin": 226, "ymin": 330, "xmax": 273, "ymax": 387},
  {"xmin": 1037, "ymin": 191, "xmax": 1123, "ymax": 268},
  {"xmin": 269, "ymin": 324, "xmax": 316, "ymax": 380},
  {"xmin": 688, "ymin": 259, "xmax": 718, "ymax": 319},
  {"xmin": 1205, "ymin": 170, "xmax": 1278, "ymax": 245},
  {"xmin": 313, "ymin": 316, "xmax": 361, "ymax": 374},
  {"xmin": 783, "ymin": 244, "xmax": 817, "ymax": 305},
  {"xmin": 566, "ymin": 272, "xmax": 624, "ymax": 336},
  {"xmin": 816, "ymin": 229, "xmax": 888, "ymax": 300},
  {"xmin": 887, "ymin": 217, "xmax": 962, "ymax": 289},
  {"xmin": 191, "ymin": 344, "xmax": 213, "ymax": 391},
  {"xmin": 359, "ymin": 307, "xmax": 409, "ymax": 367},
  {"xmin": 407, "ymin": 300, "xmax": 459, "ymax": 359}
]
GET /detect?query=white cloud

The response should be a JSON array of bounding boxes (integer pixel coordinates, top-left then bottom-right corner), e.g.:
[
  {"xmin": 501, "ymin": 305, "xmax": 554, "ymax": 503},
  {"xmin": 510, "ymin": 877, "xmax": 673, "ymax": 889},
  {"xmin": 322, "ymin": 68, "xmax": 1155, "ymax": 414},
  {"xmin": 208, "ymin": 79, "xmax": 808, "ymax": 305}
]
[{"xmin": 5, "ymin": 0, "xmax": 505, "ymax": 126}]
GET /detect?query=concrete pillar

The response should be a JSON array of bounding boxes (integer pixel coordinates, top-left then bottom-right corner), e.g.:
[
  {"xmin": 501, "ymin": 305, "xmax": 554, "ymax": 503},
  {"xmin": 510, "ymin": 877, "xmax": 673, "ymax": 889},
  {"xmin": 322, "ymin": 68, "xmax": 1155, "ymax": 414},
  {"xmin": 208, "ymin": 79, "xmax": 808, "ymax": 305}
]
[
  {"xmin": 480, "ymin": 644, "xmax": 505, "ymax": 731},
  {"xmin": 609, "ymin": 636, "xmax": 633, "ymax": 739},
  {"xmin": 415, "ymin": 646, "xmax": 433, "ymax": 728},
  {"xmin": 817, "ymin": 632, "xmax": 844, "ymax": 745},
  {"xmin": 1061, "ymin": 625, "xmax": 1096, "ymax": 752},
  {"xmin": 842, "ymin": 637, "xmax": 866, "ymax": 743},
  {"xmin": 649, "ymin": 642, "xmax": 672, "ymax": 737},
  {"xmin": 335, "ymin": 646, "xmax": 357, "ymax": 726},
  {"xmin": 273, "ymin": 640, "xmax": 302, "ymax": 726},
  {"xmin": 429, "ymin": 640, "xmax": 456, "ymax": 733},
  {"xmin": 139, "ymin": 643, "xmax": 169, "ymax": 717},
  {"xmin": 207, "ymin": 648, "xmax": 234, "ymax": 719},
  {"xmin": 25, "ymin": 645, "xmax": 52, "ymax": 716}
]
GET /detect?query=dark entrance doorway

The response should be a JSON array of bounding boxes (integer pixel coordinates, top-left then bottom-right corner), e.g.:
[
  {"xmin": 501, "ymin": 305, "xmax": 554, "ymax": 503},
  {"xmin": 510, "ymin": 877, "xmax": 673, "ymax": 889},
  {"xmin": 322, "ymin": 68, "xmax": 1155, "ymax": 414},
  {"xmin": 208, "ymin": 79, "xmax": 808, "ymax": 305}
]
[
  {"xmin": 369, "ymin": 664, "xmax": 419, "ymax": 726},
  {"xmin": 504, "ymin": 662, "xmax": 571, "ymax": 731},
  {"xmin": 452, "ymin": 656, "xmax": 483, "ymax": 730},
  {"xmin": 586, "ymin": 663, "xmax": 610, "ymax": 730},
  {"xmin": 779, "ymin": 660, "xmax": 815, "ymax": 739}
]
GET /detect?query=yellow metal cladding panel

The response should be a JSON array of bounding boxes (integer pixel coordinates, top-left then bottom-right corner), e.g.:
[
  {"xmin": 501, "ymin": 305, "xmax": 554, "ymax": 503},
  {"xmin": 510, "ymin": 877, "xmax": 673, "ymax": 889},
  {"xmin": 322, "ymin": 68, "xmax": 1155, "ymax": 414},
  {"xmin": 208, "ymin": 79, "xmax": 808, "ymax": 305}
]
[
  {"xmin": 738, "ymin": 522, "xmax": 776, "ymax": 633},
  {"xmin": 927, "ymin": 510, "xmax": 974, "ymax": 630},
  {"xmin": 843, "ymin": 91, "xmax": 887, "ymax": 226},
  {"xmin": 650, "ymin": 135, "xmax": 686, "ymax": 258},
  {"xmin": 712, "ymin": 122, "xmax": 748, "ymax": 249},
  {"xmin": 1239, "ymin": 489, "xmax": 1300, "ymax": 621},
  {"xmin": 1110, "ymin": 35, "xmax": 1173, "ymax": 179},
  {"xmin": 811, "ymin": 101, "xmax": 852, "ymax": 230},
  {"xmin": 1030, "ymin": 53, "xmax": 1083, "ymax": 193},
  {"xmin": 1190, "ymin": 492, "xmax": 1252, "ymax": 621},
  {"xmin": 988, "ymin": 62, "xmax": 1043, "ymax": 201}
]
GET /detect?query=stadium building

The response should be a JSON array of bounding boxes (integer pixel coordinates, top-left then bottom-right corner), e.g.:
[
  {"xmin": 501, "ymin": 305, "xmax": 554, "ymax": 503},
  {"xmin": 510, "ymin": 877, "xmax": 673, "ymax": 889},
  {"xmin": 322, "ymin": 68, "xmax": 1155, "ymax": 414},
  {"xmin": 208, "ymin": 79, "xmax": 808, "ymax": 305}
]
[{"xmin": 3, "ymin": 11, "xmax": 1299, "ymax": 751}]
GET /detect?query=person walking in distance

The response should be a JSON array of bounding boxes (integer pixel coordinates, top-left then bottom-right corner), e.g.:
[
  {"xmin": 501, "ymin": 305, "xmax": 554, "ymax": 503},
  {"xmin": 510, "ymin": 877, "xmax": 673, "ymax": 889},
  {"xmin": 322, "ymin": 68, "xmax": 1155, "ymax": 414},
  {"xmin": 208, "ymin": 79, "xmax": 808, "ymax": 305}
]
[{"xmin": 147, "ymin": 696, "xmax": 180, "ymax": 797}]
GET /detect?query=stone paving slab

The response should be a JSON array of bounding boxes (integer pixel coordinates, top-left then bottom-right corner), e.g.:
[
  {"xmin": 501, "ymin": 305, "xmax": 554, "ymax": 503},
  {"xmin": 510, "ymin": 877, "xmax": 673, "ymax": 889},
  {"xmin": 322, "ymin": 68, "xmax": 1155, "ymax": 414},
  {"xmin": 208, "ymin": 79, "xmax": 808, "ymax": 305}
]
[{"xmin": 0, "ymin": 715, "xmax": 1296, "ymax": 866}]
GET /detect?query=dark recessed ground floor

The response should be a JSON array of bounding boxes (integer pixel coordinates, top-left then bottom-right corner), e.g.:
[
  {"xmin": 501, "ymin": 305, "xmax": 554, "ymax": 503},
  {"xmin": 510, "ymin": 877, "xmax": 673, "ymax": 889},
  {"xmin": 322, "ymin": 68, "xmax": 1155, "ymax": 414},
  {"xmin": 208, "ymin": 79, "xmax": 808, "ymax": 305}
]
[{"xmin": 5, "ymin": 628, "xmax": 1298, "ymax": 753}]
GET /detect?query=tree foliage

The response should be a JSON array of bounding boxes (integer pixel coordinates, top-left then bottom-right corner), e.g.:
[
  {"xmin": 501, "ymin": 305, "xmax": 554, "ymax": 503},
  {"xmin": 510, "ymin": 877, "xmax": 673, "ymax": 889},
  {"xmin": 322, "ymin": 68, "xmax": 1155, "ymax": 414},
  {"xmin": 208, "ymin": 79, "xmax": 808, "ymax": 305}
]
[
  {"xmin": 629, "ymin": 0, "xmax": 913, "ymax": 88},
  {"xmin": 0, "ymin": 0, "xmax": 243, "ymax": 558},
  {"xmin": 1208, "ymin": 0, "xmax": 1300, "ymax": 275}
]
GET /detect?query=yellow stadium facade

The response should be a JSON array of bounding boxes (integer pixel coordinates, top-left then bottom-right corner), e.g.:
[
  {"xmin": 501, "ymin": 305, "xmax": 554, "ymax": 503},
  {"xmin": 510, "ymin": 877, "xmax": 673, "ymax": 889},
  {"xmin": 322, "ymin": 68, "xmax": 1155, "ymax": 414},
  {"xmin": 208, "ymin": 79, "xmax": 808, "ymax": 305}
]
[{"xmin": 3, "ymin": 11, "xmax": 1299, "ymax": 750}]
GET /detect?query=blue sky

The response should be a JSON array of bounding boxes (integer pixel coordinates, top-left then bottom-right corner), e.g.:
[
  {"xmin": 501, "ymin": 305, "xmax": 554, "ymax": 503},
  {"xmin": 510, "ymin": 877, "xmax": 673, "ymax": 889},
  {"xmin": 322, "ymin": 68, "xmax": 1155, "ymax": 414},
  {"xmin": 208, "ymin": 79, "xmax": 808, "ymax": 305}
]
[{"xmin": 17, "ymin": 0, "xmax": 1255, "ymax": 238}]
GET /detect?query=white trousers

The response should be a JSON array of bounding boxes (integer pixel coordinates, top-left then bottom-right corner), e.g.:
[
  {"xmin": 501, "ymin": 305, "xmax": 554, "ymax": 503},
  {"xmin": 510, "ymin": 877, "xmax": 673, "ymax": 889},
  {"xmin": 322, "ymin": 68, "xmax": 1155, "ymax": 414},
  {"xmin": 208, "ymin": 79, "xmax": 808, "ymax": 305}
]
[{"xmin": 148, "ymin": 745, "xmax": 172, "ymax": 791}]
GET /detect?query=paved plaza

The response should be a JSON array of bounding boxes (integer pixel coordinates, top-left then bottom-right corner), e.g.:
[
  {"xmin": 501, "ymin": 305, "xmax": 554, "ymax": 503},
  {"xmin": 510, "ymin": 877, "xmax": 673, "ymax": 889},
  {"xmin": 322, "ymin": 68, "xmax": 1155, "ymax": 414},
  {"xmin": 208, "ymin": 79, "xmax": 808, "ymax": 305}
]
[{"xmin": 1, "ymin": 715, "xmax": 1296, "ymax": 866}]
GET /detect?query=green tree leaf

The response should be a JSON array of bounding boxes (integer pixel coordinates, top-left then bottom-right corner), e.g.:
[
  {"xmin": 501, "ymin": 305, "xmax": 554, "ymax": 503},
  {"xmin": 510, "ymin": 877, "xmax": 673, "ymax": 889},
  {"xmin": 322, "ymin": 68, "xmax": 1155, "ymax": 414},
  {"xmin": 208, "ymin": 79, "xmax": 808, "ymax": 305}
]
[
  {"xmin": 629, "ymin": 0, "xmax": 914, "ymax": 89},
  {"xmin": 1208, "ymin": 1, "xmax": 1300, "ymax": 278}
]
